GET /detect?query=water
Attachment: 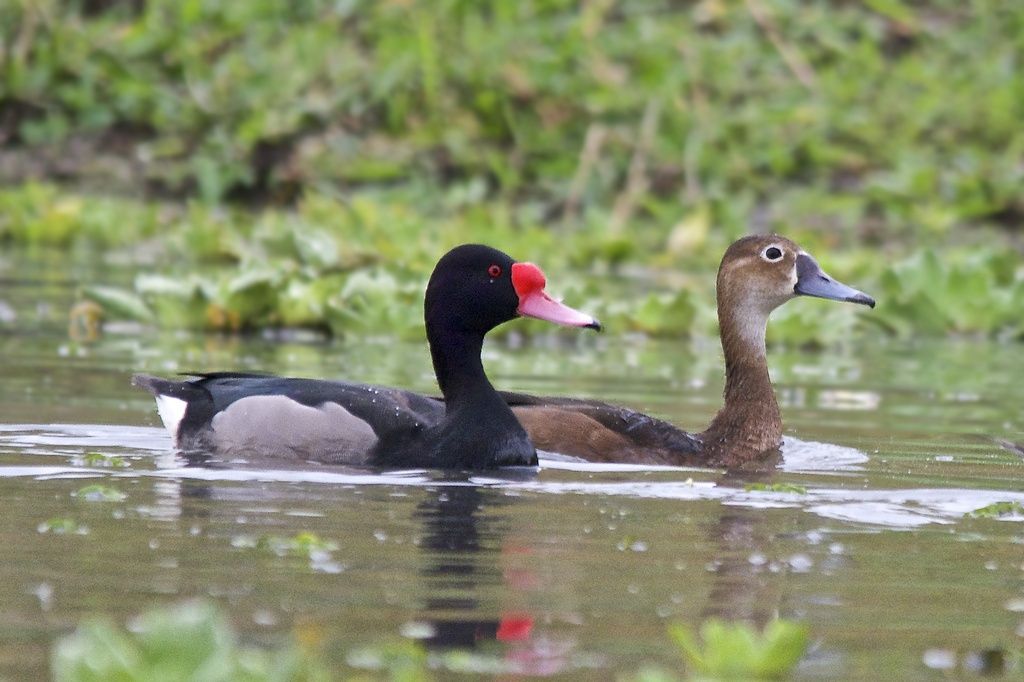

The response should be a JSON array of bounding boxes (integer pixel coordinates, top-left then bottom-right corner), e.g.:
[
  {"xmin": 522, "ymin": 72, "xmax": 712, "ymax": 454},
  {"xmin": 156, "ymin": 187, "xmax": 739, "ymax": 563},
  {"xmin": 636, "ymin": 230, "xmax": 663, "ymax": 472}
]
[{"xmin": 1, "ymin": 251, "xmax": 1023, "ymax": 679}]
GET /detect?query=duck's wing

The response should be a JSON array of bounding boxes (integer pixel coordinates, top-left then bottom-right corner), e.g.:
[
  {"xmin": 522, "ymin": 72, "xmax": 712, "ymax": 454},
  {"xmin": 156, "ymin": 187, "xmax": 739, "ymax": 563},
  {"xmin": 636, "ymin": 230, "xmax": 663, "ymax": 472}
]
[
  {"xmin": 133, "ymin": 373, "xmax": 445, "ymax": 464},
  {"xmin": 499, "ymin": 391, "xmax": 702, "ymax": 465}
]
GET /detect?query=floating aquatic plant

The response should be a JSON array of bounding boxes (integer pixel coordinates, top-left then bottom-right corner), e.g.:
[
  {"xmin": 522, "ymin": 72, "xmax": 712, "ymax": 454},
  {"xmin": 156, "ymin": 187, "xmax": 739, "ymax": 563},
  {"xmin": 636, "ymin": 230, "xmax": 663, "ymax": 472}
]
[
  {"xmin": 966, "ymin": 502, "xmax": 1024, "ymax": 519},
  {"xmin": 38, "ymin": 518, "xmax": 88, "ymax": 535},
  {"xmin": 346, "ymin": 640, "xmax": 553, "ymax": 678},
  {"xmin": 744, "ymin": 483, "xmax": 808, "ymax": 495},
  {"xmin": 668, "ymin": 618, "xmax": 810, "ymax": 681},
  {"xmin": 248, "ymin": 532, "xmax": 339, "ymax": 558},
  {"xmin": 72, "ymin": 485, "xmax": 127, "ymax": 502},
  {"xmin": 51, "ymin": 600, "xmax": 330, "ymax": 682},
  {"xmin": 76, "ymin": 452, "xmax": 129, "ymax": 469},
  {"xmin": 232, "ymin": 532, "xmax": 342, "ymax": 574}
]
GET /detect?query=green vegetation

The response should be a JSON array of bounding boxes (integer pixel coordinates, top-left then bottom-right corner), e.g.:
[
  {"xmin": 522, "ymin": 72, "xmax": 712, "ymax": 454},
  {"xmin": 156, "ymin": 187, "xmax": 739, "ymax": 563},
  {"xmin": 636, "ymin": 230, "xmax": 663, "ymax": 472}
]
[
  {"xmin": 77, "ymin": 452, "xmax": 129, "ymax": 468},
  {"xmin": 72, "ymin": 484, "xmax": 127, "ymax": 502},
  {"xmin": 261, "ymin": 532, "xmax": 338, "ymax": 558},
  {"xmin": 7, "ymin": 181, "xmax": 1024, "ymax": 342},
  {"xmin": 651, "ymin": 618, "xmax": 810, "ymax": 681},
  {"xmin": 346, "ymin": 640, "xmax": 533, "ymax": 678},
  {"xmin": 37, "ymin": 517, "xmax": 88, "ymax": 535},
  {"xmin": 232, "ymin": 531, "xmax": 338, "ymax": 558},
  {"xmin": 50, "ymin": 600, "xmax": 811, "ymax": 681},
  {"xmin": 874, "ymin": 251, "xmax": 1024, "ymax": 339},
  {"xmin": 4, "ymin": 0, "xmax": 1022, "ymax": 227},
  {"xmin": 744, "ymin": 483, "xmax": 807, "ymax": 495},
  {"xmin": 965, "ymin": 501, "xmax": 1024, "ymax": 519},
  {"xmin": 2, "ymin": 1, "xmax": 1023, "ymax": 342},
  {"xmin": 52, "ymin": 600, "xmax": 330, "ymax": 682},
  {"xmin": 231, "ymin": 532, "xmax": 342, "ymax": 573}
]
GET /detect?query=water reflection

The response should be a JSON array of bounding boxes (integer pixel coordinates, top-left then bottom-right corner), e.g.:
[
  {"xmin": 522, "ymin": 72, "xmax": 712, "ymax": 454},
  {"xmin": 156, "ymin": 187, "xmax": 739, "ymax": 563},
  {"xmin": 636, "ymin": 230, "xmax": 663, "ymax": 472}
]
[
  {"xmin": 701, "ymin": 470, "xmax": 782, "ymax": 627},
  {"xmin": 413, "ymin": 479, "xmax": 533, "ymax": 650}
]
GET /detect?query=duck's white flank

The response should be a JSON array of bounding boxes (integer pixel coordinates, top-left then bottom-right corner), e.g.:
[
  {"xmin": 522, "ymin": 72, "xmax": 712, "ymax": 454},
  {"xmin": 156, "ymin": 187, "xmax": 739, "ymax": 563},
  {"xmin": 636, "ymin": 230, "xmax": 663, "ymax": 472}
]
[{"xmin": 155, "ymin": 395, "xmax": 188, "ymax": 442}]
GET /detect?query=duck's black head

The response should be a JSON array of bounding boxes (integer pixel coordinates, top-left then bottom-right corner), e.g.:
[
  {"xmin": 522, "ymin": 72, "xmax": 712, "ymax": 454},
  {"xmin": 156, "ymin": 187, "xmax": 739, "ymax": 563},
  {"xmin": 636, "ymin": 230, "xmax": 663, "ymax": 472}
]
[{"xmin": 424, "ymin": 244, "xmax": 601, "ymax": 336}]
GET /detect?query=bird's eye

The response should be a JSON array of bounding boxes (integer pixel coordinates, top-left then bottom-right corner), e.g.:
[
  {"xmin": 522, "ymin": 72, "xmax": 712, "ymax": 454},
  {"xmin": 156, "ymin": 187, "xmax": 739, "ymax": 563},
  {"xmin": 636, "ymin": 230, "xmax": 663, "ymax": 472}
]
[
  {"xmin": 487, "ymin": 264, "xmax": 502, "ymax": 278},
  {"xmin": 762, "ymin": 246, "xmax": 784, "ymax": 262}
]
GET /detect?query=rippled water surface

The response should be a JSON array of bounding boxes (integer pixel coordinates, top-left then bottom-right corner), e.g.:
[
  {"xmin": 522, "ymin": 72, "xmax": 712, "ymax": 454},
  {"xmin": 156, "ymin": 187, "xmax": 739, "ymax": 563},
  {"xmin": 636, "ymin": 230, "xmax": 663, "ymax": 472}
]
[{"xmin": 1, "ymin": 253, "xmax": 1023, "ymax": 679}]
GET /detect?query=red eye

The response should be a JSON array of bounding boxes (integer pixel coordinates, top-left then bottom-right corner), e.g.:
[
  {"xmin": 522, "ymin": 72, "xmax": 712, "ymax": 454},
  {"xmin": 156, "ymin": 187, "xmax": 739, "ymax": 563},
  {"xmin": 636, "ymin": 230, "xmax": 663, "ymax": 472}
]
[{"xmin": 488, "ymin": 265, "xmax": 502, "ymax": 278}]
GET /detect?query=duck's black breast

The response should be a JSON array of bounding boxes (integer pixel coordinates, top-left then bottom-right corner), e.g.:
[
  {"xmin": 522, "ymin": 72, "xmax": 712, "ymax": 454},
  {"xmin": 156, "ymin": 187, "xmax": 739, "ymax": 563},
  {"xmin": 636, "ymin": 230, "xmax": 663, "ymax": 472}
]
[
  {"xmin": 373, "ymin": 393, "xmax": 538, "ymax": 470},
  {"xmin": 168, "ymin": 373, "xmax": 447, "ymax": 464}
]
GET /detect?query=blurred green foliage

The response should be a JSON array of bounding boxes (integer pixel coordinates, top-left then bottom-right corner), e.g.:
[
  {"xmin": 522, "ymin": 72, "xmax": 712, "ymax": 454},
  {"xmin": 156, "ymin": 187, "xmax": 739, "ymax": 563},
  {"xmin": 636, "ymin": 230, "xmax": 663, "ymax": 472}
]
[
  {"xmin": 966, "ymin": 501, "xmax": 1024, "ymax": 519},
  {"xmin": 233, "ymin": 532, "xmax": 339, "ymax": 559},
  {"xmin": 50, "ymin": 600, "xmax": 807, "ymax": 681},
  {"xmin": 72, "ymin": 483, "xmax": 127, "ymax": 502},
  {"xmin": 744, "ymin": 482, "xmax": 807, "ymax": 494},
  {"xmin": 671, "ymin": 618, "xmax": 809, "ymax": 681},
  {"xmin": 636, "ymin": 618, "xmax": 810, "ymax": 681},
  {"xmin": 38, "ymin": 517, "xmax": 89, "ymax": 535},
  {"xmin": 874, "ymin": 250, "xmax": 1024, "ymax": 339},
  {"xmin": 2, "ymin": 0, "xmax": 1023, "ymax": 235},
  {"xmin": 52, "ymin": 600, "xmax": 331, "ymax": 682},
  {"xmin": 2, "ymin": 1, "xmax": 1023, "ymax": 343},
  {"xmin": 6, "ymin": 182, "xmax": 1024, "ymax": 342}
]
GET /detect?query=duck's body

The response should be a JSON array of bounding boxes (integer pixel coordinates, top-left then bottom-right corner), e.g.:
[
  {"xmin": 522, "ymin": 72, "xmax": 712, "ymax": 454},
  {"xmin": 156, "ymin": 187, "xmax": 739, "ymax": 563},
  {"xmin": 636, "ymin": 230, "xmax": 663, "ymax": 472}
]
[
  {"xmin": 501, "ymin": 391, "xmax": 702, "ymax": 464},
  {"xmin": 505, "ymin": 236, "xmax": 875, "ymax": 468},
  {"xmin": 134, "ymin": 244, "xmax": 600, "ymax": 469},
  {"xmin": 134, "ymin": 373, "xmax": 446, "ymax": 465}
]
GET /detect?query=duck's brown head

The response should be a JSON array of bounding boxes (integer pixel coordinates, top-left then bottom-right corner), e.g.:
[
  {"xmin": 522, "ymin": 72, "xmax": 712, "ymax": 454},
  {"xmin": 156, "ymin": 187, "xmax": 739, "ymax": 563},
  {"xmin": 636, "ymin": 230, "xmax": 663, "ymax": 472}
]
[
  {"xmin": 702, "ymin": 235, "xmax": 875, "ymax": 467},
  {"xmin": 717, "ymin": 235, "xmax": 875, "ymax": 337}
]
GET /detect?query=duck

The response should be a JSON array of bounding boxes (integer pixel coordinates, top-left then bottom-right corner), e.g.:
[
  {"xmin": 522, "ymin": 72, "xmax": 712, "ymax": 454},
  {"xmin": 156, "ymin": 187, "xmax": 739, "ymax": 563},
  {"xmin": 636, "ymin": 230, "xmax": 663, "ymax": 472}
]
[
  {"xmin": 503, "ymin": 235, "xmax": 875, "ymax": 468},
  {"xmin": 133, "ymin": 244, "xmax": 601, "ymax": 469}
]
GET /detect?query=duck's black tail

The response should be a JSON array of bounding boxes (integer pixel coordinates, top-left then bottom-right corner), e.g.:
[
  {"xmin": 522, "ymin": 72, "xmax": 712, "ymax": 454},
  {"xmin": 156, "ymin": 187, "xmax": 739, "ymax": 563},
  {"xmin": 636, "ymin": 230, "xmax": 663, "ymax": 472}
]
[{"xmin": 133, "ymin": 374, "xmax": 191, "ymax": 398}]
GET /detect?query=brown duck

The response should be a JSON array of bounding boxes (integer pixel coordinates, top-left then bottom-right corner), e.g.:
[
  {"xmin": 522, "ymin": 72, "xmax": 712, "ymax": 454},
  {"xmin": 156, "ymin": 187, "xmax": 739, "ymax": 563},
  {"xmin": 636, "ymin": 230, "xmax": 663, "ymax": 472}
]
[{"xmin": 504, "ymin": 235, "xmax": 876, "ymax": 468}]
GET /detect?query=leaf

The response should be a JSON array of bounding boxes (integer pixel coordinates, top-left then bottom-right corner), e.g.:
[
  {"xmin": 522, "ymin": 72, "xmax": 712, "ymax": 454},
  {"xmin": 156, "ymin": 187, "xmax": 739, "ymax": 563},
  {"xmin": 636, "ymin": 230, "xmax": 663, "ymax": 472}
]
[
  {"xmin": 51, "ymin": 600, "xmax": 332, "ymax": 681},
  {"xmin": 81, "ymin": 286, "xmax": 153, "ymax": 323},
  {"xmin": 757, "ymin": 620, "xmax": 810, "ymax": 678},
  {"xmin": 864, "ymin": 0, "xmax": 917, "ymax": 26},
  {"xmin": 967, "ymin": 502, "xmax": 1024, "ymax": 519},
  {"xmin": 292, "ymin": 226, "xmax": 341, "ymax": 270},
  {"xmin": 52, "ymin": 618, "xmax": 144, "ymax": 682},
  {"xmin": 73, "ymin": 485, "xmax": 127, "ymax": 502},
  {"xmin": 745, "ymin": 483, "xmax": 807, "ymax": 494},
  {"xmin": 669, "ymin": 618, "xmax": 809, "ymax": 680}
]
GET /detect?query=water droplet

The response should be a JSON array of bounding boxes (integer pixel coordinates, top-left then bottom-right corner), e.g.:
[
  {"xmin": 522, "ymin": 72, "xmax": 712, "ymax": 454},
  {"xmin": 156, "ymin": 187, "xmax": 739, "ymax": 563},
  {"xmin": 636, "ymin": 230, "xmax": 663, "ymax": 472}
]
[
  {"xmin": 922, "ymin": 649, "xmax": 956, "ymax": 670},
  {"xmin": 253, "ymin": 610, "xmax": 277, "ymax": 627},
  {"xmin": 1004, "ymin": 597, "xmax": 1024, "ymax": 612},
  {"xmin": 400, "ymin": 621, "xmax": 437, "ymax": 639}
]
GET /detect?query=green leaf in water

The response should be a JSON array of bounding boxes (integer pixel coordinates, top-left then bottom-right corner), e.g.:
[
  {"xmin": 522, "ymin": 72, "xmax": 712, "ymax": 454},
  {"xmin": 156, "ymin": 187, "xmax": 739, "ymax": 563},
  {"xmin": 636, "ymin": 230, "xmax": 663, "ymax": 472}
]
[
  {"xmin": 80, "ymin": 286, "xmax": 154, "ymax": 323},
  {"xmin": 78, "ymin": 452, "xmax": 129, "ymax": 468},
  {"xmin": 668, "ymin": 618, "xmax": 810, "ymax": 680},
  {"xmin": 240, "ymin": 532, "xmax": 339, "ymax": 559},
  {"xmin": 966, "ymin": 502, "xmax": 1024, "ymax": 519},
  {"xmin": 72, "ymin": 485, "xmax": 127, "ymax": 502},
  {"xmin": 745, "ymin": 483, "xmax": 808, "ymax": 495},
  {"xmin": 346, "ymin": 641, "xmax": 431, "ymax": 680},
  {"xmin": 38, "ymin": 517, "xmax": 88, "ymax": 535},
  {"xmin": 51, "ymin": 600, "xmax": 331, "ymax": 682}
]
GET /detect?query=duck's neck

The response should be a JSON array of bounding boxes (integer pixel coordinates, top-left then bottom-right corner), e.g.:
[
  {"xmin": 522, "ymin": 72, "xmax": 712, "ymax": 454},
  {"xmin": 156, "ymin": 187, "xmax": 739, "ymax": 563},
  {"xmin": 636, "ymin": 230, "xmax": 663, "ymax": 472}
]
[
  {"xmin": 429, "ymin": 326, "xmax": 493, "ymax": 405},
  {"xmin": 699, "ymin": 302, "xmax": 783, "ymax": 466},
  {"xmin": 426, "ymin": 323, "xmax": 534, "ymax": 467}
]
